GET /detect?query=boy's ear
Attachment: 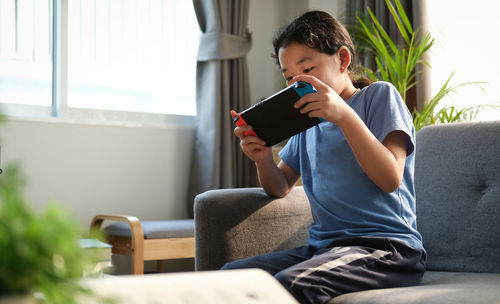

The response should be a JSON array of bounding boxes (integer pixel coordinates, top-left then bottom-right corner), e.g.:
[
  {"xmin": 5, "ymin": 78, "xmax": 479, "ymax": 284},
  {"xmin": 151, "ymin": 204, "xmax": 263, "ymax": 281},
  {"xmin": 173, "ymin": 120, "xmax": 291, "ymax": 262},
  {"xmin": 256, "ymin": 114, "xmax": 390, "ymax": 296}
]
[{"xmin": 338, "ymin": 46, "xmax": 352, "ymax": 73}]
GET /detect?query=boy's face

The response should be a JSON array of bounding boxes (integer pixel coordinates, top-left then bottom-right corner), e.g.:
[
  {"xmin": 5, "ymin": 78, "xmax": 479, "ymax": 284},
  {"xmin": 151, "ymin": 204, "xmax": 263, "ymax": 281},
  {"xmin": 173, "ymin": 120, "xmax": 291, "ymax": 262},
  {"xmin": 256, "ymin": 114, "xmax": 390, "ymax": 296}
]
[{"xmin": 278, "ymin": 42, "xmax": 346, "ymax": 95}]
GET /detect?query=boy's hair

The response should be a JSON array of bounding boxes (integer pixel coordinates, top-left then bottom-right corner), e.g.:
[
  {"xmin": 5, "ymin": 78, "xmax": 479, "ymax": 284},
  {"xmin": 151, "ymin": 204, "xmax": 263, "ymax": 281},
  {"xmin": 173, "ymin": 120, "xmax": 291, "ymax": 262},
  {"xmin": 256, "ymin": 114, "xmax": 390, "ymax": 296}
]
[{"xmin": 272, "ymin": 10, "xmax": 371, "ymax": 88}]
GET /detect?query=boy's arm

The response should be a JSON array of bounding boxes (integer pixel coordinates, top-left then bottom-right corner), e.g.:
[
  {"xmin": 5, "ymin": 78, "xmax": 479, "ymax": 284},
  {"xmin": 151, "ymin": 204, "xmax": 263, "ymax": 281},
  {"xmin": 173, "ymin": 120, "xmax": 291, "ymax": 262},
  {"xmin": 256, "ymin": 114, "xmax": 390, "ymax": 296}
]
[
  {"xmin": 290, "ymin": 75, "xmax": 407, "ymax": 193},
  {"xmin": 256, "ymin": 158, "xmax": 300, "ymax": 198},
  {"xmin": 231, "ymin": 110, "xmax": 299, "ymax": 197},
  {"xmin": 338, "ymin": 108, "xmax": 407, "ymax": 193}
]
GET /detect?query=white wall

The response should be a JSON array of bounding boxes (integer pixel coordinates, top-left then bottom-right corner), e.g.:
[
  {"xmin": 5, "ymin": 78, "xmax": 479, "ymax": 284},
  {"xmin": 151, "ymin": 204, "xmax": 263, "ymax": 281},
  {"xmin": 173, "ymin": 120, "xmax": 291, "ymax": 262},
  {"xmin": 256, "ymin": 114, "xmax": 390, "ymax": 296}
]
[
  {"xmin": 0, "ymin": 0, "xmax": 346, "ymax": 229},
  {"xmin": 0, "ymin": 118, "xmax": 195, "ymax": 227},
  {"xmin": 308, "ymin": 0, "xmax": 346, "ymax": 19}
]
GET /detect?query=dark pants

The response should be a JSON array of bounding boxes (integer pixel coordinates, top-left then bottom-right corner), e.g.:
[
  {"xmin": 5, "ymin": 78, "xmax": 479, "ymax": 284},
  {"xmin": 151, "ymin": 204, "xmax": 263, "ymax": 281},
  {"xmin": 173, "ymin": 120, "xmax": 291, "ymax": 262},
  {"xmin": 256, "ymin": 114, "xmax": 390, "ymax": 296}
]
[{"xmin": 221, "ymin": 237, "xmax": 426, "ymax": 304}]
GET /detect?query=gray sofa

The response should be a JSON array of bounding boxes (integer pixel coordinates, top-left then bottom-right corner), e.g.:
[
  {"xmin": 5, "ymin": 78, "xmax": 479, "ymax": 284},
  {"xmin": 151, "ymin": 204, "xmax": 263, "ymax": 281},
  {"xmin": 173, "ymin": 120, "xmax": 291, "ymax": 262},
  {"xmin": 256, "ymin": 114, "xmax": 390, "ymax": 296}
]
[{"xmin": 194, "ymin": 121, "xmax": 500, "ymax": 303}]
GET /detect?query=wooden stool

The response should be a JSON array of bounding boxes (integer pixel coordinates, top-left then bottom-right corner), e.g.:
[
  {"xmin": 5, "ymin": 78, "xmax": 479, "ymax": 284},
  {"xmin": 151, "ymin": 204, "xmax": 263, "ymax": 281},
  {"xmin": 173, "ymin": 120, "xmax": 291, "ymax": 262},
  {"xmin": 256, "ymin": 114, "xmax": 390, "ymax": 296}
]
[{"xmin": 91, "ymin": 215, "xmax": 194, "ymax": 274}]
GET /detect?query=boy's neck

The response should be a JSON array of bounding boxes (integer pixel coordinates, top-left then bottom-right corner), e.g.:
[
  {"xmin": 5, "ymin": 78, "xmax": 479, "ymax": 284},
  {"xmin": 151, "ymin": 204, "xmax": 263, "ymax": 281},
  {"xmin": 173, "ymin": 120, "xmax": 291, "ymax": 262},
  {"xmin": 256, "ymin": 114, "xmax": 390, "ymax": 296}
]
[{"xmin": 340, "ymin": 84, "xmax": 359, "ymax": 102}]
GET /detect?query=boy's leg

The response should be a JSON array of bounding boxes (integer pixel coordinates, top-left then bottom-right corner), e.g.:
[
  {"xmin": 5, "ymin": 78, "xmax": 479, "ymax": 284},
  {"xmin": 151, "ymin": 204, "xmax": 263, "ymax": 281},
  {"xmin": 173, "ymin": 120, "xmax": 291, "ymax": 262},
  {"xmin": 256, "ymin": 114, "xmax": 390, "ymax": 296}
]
[
  {"xmin": 275, "ymin": 237, "xmax": 426, "ymax": 304},
  {"xmin": 221, "ymin": 245, "xmax": 315, "ymax": 276}
]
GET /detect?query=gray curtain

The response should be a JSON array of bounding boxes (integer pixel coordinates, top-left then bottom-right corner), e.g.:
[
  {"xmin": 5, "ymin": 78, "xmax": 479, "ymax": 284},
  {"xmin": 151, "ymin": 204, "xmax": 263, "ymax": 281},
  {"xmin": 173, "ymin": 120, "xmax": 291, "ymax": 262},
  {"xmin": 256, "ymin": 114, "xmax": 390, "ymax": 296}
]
[
  {"xmin": 346, "ymin": 0, "xmax": 430, "ymax": 111},
  {"xmin": 188, "ymin": 0, "xmax": 255, "ymax": 217}
]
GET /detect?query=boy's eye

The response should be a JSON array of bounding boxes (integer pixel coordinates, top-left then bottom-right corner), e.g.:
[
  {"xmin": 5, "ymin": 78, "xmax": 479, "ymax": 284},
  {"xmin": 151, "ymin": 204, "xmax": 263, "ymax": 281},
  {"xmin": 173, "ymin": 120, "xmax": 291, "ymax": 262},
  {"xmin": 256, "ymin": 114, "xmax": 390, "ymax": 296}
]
[
  {"xmin": 303, "ymin": 67, "xmax": 314, "ymax": 73},
  {"xmin": 283, "ymin": 67, "xmax": 314, "ymax": 82}
]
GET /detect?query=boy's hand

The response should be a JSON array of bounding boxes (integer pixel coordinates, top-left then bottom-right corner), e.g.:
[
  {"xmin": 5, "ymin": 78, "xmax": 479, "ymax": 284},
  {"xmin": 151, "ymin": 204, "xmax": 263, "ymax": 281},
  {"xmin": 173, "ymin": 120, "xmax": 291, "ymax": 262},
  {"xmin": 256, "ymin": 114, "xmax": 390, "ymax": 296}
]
[
  {"xmin": 292, "ymin": 75, "xmax": 350, "ymax": 125},
  {"xmin": 230, "ymin": 110, "xmax": 272, "ymax": 164}
]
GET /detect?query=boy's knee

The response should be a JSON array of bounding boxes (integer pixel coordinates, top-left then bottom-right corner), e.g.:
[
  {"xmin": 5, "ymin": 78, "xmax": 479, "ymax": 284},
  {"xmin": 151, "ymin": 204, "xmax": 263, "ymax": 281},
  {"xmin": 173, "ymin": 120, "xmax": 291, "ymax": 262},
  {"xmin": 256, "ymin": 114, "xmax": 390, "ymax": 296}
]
[
  {"xmin": 220, "ymin": 256, "xmax": 261, "ymax": 270},
  {"xmin": 274, "ymin": 270, "xmax": 306, "ymax": 303},
  {"xmin": 274, "ymin": 269, "xmax": 296, "ymax": 292},
  {"xmin": 220, "ymin": 260, "xmax": 244, "ymax": 270}
]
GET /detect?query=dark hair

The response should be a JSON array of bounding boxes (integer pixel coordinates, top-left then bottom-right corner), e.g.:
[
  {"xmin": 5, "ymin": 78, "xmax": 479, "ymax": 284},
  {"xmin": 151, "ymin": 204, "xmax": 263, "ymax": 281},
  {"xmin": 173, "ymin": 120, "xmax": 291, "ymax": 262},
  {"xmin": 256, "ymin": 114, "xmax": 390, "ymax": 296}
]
[{"xmin": 272, "ymin": 10, "xmax": 371, "ymax": 89}]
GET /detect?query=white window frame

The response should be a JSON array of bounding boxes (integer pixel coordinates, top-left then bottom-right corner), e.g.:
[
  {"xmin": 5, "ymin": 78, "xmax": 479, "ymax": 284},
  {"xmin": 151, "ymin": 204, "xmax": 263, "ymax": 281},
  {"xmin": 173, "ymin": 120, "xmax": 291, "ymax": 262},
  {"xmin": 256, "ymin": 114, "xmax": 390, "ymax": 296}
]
[{"xmin": 1, "ymin": 0, "xmax": 196, "ymax": 127}]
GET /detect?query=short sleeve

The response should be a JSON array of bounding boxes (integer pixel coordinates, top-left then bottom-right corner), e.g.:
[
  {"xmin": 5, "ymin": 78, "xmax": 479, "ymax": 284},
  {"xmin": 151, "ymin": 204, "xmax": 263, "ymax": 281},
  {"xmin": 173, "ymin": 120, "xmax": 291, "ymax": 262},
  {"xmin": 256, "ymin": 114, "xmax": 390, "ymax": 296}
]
[
  {"xmin": 278, "ymin": 135, "xmax": 301, "ymax": 172},
  {"xmin": 364, "ymin": 82, "xmax": 415, "ymax": 156}
]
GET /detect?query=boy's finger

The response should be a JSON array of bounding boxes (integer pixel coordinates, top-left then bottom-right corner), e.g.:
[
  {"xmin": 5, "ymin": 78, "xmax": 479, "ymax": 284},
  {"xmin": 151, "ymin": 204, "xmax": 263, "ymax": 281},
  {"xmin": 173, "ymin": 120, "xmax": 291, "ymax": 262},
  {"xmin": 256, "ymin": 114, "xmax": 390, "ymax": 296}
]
[
  {"xmin": 230, "ymin": 110, "xmax": 238, "ymax": 119},
  {"xmin": 293, "ymin": 75, "xmax": 329, "ymax": 92},
  {"xmin": 242, "ymin": 134, "xmax": 266, "ymax": 147},
  {"xmin": 294, "ymin": 93, "xmax": 318, "ymax": 110},
  {"xmin": 234, "ymin": 124, "xmax": 252, "ymax": 137}
]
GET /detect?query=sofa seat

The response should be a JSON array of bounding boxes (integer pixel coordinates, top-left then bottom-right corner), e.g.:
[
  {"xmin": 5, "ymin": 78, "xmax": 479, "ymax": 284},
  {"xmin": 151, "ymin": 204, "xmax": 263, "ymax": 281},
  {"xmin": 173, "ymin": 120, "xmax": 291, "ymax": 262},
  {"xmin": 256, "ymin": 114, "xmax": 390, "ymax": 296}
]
[{"xmin": 331, "ymin": 271, "xmax": 500, "ymax": 304}]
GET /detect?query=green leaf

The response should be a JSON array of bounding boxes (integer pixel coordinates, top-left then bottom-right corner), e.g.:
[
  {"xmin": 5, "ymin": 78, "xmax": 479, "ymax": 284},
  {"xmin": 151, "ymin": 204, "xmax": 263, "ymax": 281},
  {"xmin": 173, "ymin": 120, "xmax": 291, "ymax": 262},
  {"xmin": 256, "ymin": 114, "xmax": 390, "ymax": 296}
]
[
  {"xmin": 385, "ymin": 0, "xmax": 410, "ymax": 45},
  {"xmin": 366, "ymin": 7, "xmax": 400, "ymax": 55},
  {"xmin": 392, "ymin": 0, "xmax": 414, "ymax": 39}
]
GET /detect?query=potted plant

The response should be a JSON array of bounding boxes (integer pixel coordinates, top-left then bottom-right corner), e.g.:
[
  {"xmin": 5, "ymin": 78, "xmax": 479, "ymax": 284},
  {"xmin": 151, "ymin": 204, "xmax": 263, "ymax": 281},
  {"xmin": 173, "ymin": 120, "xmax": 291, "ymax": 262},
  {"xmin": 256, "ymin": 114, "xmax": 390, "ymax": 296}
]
[
  {"xmin": 352, "ymin": 0, "xmax": 493, "ymax": 131},
  {"xmin": 0, "ymin": 144, "xmax": 111, "ymax": 303}
]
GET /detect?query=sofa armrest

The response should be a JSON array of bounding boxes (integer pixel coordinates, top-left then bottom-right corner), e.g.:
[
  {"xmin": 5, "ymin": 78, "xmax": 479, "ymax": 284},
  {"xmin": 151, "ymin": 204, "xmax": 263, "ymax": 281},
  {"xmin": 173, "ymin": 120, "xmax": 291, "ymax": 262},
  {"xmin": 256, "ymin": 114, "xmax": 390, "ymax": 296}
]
[{"xmin": 194, "ymin": 187, "xmax": 312, "ymax": 271}]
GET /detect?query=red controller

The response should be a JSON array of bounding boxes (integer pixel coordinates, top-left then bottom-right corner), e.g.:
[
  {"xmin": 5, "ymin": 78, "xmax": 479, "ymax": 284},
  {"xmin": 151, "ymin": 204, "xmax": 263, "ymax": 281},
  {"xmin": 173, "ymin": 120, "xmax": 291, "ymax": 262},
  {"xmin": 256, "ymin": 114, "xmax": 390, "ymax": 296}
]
[{"xmin": 233, "ymin": 113, "xmax": 258, "ymax": 137}]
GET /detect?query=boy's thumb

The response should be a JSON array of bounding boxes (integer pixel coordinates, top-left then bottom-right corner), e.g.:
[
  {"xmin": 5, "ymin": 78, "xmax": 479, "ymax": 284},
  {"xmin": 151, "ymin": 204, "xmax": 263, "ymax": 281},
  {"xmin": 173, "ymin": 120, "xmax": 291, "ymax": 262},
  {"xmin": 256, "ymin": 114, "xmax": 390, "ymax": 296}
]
[{"xmin": 230, "ymin": 110, "xmax": 237, "ymax": 119}]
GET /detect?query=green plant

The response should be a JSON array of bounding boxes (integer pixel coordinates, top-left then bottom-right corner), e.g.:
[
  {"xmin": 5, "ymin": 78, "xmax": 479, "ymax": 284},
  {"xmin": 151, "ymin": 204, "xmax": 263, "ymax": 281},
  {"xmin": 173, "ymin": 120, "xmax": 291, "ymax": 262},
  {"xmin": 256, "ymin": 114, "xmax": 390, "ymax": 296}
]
[
  {"xmin": 0, "ymin": 165, "xmax": 107, "ymax": 303},
  {"xmin": 352, "ymin": 0, "xmax": 493, "ymax": 130},
  {"xmin": 412, "ymin": 72, "xmax": 493, "ymax": 131},
  {"xmin": 356, "ymin": 0, "xmax": 433, "ymax": 102}
]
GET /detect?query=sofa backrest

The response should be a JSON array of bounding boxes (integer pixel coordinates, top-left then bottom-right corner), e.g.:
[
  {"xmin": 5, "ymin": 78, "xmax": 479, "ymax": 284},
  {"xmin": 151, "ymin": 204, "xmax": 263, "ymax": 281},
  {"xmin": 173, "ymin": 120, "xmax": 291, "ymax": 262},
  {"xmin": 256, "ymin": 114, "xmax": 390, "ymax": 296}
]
[{"xmin": 415, "ymin": 121, "xmax": 500, "ymax": 273}]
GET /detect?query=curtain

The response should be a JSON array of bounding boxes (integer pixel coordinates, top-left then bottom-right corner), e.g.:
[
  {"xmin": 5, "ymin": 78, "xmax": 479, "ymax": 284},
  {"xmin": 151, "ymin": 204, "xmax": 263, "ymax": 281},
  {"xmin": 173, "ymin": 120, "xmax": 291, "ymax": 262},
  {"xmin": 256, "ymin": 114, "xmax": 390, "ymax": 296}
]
[
  {"xmin": 346, "ymin": 0, "xmax": 430, "ymax": 112},
  {"xmin": 188, "ymin": 0, "xmax": 255, "ymax": 217}
]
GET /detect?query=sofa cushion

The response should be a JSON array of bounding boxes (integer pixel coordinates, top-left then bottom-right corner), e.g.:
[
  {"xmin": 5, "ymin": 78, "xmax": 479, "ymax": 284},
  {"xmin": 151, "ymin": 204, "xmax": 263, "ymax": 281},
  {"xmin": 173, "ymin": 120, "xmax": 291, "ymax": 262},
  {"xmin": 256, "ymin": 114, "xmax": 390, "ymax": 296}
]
[
  {"xmin": 331, "ymin": 271, "xmax": 500, "ymax": 304},
  {"xmin": 415, "ymin": 122, "xmax": 500, "ymax": 273},
  {"xmin": 103, "ymin": 219, "xmax": 194, "ymax": 239}
]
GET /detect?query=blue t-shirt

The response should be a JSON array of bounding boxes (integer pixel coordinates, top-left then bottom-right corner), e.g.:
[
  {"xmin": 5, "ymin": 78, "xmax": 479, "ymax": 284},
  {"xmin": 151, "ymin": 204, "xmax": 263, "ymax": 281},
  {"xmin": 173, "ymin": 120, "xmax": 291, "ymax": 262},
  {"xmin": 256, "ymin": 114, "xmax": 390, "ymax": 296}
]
[{"xmin": 279, "ymin": 81, "xmax": 424, "ymax": 250}]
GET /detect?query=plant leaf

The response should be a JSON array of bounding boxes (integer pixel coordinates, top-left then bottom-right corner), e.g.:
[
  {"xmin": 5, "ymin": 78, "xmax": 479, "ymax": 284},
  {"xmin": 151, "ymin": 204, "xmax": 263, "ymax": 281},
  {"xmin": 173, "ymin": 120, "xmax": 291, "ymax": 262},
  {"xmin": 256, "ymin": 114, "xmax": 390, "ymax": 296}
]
[
  {"xmin": 385, "ymin": 0, "xmax": 411, "ymax": 45},
  {"xmin": 393, "ymin": 0, "xmax": 414, "ymax": 37}
]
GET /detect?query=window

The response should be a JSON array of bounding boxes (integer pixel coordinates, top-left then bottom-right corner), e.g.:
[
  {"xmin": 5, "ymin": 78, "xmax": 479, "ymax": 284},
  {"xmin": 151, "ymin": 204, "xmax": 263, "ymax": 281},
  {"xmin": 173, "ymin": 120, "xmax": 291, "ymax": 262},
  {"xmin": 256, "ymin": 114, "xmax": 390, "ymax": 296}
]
[
  {"xmin": 0, "ymin": 0, "xmax": 52, "ymax": 108},
  {"xmin": 426, "ymin": 1, "xmax": 500, "ymax": 121},
  {"xmin": 0, "ymin": 0, "xmax": 199, "ymax": 122}
]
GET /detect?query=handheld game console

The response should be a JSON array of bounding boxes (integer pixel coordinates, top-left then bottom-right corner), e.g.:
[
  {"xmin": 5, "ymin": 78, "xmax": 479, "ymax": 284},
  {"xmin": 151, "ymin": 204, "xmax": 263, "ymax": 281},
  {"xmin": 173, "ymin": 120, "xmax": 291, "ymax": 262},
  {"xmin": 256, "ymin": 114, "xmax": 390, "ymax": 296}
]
[{"xmin": 233, "ymin": 81, "xmax": 321, "ymax": 147}]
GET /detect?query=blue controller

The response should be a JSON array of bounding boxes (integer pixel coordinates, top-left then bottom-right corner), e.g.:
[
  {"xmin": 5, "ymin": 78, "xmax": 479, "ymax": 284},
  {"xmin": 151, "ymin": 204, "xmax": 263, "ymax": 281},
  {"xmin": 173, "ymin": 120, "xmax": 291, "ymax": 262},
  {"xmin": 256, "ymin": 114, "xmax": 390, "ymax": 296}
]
[
  {"xmin": 293, "ymin": 81, "xmax": 325, "ymax": 122},
  {"xmin": 294, "ymin": 81, "xmax": 316, "ymax": 96}
]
